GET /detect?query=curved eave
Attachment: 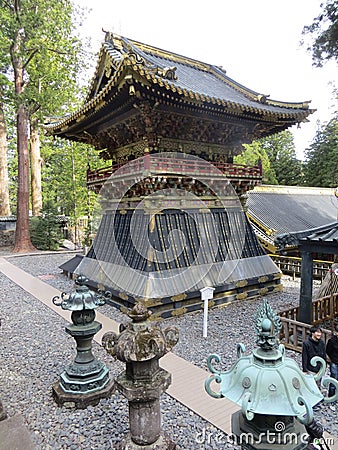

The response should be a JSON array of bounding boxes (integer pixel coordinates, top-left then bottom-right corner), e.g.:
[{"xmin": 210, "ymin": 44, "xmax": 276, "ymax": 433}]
[
  {"xmin": 45, "ymin": 55, "xmax": 314, "ymax": 135},
  {"xmin": 84, "ymin": 45, "xmax": 110, "ymax": 102},
  {"xmin": 45, "ymin": 58, "xmax": 130, "ymax": 134}
]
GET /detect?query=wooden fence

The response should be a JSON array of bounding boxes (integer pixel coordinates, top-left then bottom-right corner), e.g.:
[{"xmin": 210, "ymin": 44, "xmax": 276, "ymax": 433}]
[
  {"xmin": 271, "ymin": 255, "xmax": 331, "ymax": 281},
  {"xmin": 279, "ymin": 317, "xmax": 333, "ymax": 352},
  {"xmin": 278, "ymin": 292, "xmax": 338, "ymax": 352}
]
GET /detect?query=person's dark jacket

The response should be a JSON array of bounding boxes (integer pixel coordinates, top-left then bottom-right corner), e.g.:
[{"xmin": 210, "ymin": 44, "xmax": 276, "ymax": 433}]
[
  {"xmin": 302, "ymin": 336, "xmax": 326, "ymax": 373},
  {"xmin": 326, "ymin": 334, "xmax": 338, "ymax": 364}
]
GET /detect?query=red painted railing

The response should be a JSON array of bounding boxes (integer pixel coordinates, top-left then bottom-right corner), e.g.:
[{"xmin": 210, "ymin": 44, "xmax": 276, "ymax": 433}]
[{"xmin": 87, "ymin": 156, "xmax": 262, "ymax": 184}]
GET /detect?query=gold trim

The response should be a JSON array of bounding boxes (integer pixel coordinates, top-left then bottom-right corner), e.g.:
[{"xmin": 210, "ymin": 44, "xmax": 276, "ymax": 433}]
[
  {"xmin": 235, "ymin": 279, "xmax": 248, "ymax": 288},
  {"xmin": 118, "ymin": 292, "xmax": 129, "ymax": 300},
  {"xmin": 171, "ymin": 307, "xmax": 187, "ymax": 316},
  {"xmin": 120, "ymin": 306, "xmax": 129, "ymax": 314},
  {"xmin": 171, "ymin": 293, "xmax": 187, "ymax": 302},
  {"xmin": 258, "ymin": 275, "xmax": 269, "ymax": 283},
  {"xmin": 259, "ymin": 287, "xmax": 269, "ymax": 296}
]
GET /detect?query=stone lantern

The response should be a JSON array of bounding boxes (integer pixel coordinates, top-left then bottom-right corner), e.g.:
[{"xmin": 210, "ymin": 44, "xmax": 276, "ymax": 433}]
[
  {"xmin": 52, "ymin": 275, "xmax": 114, "ymax": 408},
  {"xmin": 102, "ymin": 302, "xmax": 179, "ymax": 449},
  {"xmin": 205, "ymin": 299, "xmax": 338, "ymax": 449}
]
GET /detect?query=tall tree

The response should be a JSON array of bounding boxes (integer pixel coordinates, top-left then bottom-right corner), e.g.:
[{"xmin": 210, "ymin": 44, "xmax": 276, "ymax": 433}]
[
  {"xmin": 0, "ymin": 86, "xmax": 11, "ymax": 216},
  {"xmin": 302, "ymin": 0, "xmax": 338, "ymax": 67},
  {"xmin": 30, "ymin": 117, "xmax": 42, "ymax": 215},
  {"xmin": 234, "ymin": 141, "xmax": 278, "ymax": 185},
  {"xmin": 303, "ymin": 116, "xmax": 338, "ymax": 187},
  {"xmin": 10, "ymin": 17, "xmax": 35, "ymax": 252},
  {"xmin": 236, "ymin": 131, "xmax": 303, "ymax": 186},
  {"xmin": 259, "ymin": 131, "xmax": 303, "ymax": 186},
  {"xmin": 0, "ymin": 0, "xmax": 87, "ymax": 252},
  {"xmin": 42, "ymin": 138, "xmax": 101, "ymax": 218},
  {"xmin": 26, "ymin": 3, "xmax": 88, "ymax": 216}
]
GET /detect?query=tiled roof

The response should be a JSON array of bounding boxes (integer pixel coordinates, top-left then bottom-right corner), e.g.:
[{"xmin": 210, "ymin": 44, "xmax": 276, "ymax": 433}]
[
  {"xmin": 305, "ymin": 222, "xmax": 338, "ymax": 243},
  {"xmin": 126, "ymin": 50, "xmax": 308, "ymax": 115},
  {"xmin": 45, "ymin": 34, "xmax": 314, "ymax": 132},
  {"xmin": 247, "ymin": 186, "xmax": 338, "ymax": 235},
  {"xmin": 274, "ymin": 221, "xmax": 338, "ymax": 251}
]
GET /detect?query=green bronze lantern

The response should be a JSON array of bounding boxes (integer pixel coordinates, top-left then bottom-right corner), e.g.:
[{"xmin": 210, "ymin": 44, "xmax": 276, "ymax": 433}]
[
  {"xmin": 52, "ymin": 275, "xmax": 114, "ymax": 408},
  {"xmin": 205, "ymin": 299, "xmax": 338, "ymax": 449}
]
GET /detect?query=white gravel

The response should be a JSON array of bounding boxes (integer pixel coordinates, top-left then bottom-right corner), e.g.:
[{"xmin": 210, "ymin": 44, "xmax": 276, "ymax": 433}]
[{"xmin": 0, "ymin": 251, "xmax": 336, "ymax": 449}]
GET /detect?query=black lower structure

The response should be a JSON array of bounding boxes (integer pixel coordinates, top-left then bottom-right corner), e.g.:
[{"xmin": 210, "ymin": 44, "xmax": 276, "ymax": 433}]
[{"xmin": 61, "ymin": 208, "xmax": 281, "ymax": 318}]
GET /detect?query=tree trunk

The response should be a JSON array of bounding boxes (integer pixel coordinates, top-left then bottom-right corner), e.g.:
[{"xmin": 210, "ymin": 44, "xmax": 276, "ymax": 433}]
[
  {"xmin": 11, "ymin": 35, "xmax": 36, "ymax": 253},
  {"xmin": 0, "ymin": 94, "xmax": 11, "ymax": 216},
  {"xmin": 30, "ymin": 117, "xmax": 42, "ymax": 215},
  {"xmin": 13, "ymin": 102, "xmax": 36, "ymax": 252}
]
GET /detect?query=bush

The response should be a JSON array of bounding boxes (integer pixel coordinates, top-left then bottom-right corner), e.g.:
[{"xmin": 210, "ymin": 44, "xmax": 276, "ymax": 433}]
[{"xmin": 30, "ymin": 201, "xmax": 63, "ymax": 250}]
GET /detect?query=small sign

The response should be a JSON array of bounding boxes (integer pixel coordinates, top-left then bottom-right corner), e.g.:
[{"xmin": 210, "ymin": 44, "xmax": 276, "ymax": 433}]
[{"xmin": 200, "ymin": 287, "xmax": 215, "ymax": 338}]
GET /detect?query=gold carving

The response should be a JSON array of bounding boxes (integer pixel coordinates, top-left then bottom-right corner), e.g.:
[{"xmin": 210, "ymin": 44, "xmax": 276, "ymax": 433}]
[
  {"xmin": 118, "ymin": 292, "xmax": 129, "ymax": 301},
  {"xmin": 258, "ymin": 276, "xmax": 268, "ymax": 283},
  {"xmin": 236, "ymin": 279, "xmax": 248, "ymax": 288},
  {"xmin": 259, "ymin": 287, "xmax": 269, "ymax": 296},
  {"xmin": 171, "ymin": 293, "xmax": 187, "ymax": 302},
  {"xmin": 171, "ymin": 307, "xmax": 187, "ymax": 316}
]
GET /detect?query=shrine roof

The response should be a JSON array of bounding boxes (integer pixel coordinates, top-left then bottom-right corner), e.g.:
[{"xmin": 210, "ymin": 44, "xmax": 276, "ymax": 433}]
[
  {"xmin": 274, "ymin": 220, "xmax": 338, "ymax": 252},
  {"xmin": 247, "ymin": 185, "xmax": 338, "ymax": 236},
  {"xmin": 45, "ymin": 33, "xmax": 314, "ymax": 134}
]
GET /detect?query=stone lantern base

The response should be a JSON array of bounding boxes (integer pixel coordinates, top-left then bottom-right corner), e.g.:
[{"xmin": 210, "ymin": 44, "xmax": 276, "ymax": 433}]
[
  {"xmin": 117, "ymin": 433, "xmax": 176, "ymax": 450},
  {"xmin": 52, "ymin": 377, "xmax": 115, "ymax": 409},
  {"xmin": 231, "ymin": 411, "xmax": 308, "ymax": 450}
]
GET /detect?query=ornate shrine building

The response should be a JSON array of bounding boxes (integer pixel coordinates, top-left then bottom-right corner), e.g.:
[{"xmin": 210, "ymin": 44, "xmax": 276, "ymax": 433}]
[{"xmin": 46, "ymin": 33, "xmax": 314, "ymax": 318}]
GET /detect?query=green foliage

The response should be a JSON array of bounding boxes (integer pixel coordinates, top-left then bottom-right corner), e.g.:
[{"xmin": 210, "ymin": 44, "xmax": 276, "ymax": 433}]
[
  {"xmin": 0, "ymin": 0, "xmax": 90, "ymax": 117},
  {"xmin": 234, "ymin": 141, "xmax": 278, "ymax": 184},
  {"xmin": 0, "ymin": 0, "xmax": 96, "ymax": 224},
  {"xmin": 258, "ymin": 131, "xmax": 304, "ymax": 186},
  {"xmin": 236, "ymin": 131, "xmax": 303, "ymax": 186},
  {"xmin": 303, "ymin": 116, "xmax": 338, "ymax": 187},
  {"xmin": 302, "ymin": 0, "xmax": 338, "ymax": 67},
  {"xmin": 29, "ymin": 200, "xmax": 63, "ymax": 250},
  {"xmin": 41, "ymin": 137, "xmax": 100, "ymax": 217}
]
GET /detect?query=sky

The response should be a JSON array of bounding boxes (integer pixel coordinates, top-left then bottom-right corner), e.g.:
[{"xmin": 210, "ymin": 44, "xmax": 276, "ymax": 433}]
[{"xmin": 77, "ymin": 0, "xmax": 337, "ymax": 159}]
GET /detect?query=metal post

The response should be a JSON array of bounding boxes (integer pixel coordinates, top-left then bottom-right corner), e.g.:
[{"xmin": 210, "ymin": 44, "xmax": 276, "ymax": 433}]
[
  {"xmin": 51, "ymin": 275, "xmax": 114, "ymax": 408},
  {"xmin": 299, "ymin": 251, "xmax": 313, "ymax": 324}
]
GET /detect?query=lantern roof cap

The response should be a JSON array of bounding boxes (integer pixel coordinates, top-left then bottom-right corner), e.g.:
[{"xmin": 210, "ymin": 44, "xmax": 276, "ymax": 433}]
[{"xmin": 205, "ymin": 300, "xmax": 338, "ymax": 424}]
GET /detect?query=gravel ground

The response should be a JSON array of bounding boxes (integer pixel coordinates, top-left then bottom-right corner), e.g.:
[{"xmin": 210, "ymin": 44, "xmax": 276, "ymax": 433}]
[{"xmin": 0, "ymin": 251, "xmax": 337, "ymax": 449}]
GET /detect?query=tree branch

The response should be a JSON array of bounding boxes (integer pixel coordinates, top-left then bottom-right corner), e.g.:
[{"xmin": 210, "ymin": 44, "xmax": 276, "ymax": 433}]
[
  {"xmin": 23, "ymin": 48, "xmax": 39, "ymax": 69},
  {"xmin": 2, "ymin": 0, "xmax": 15, "ymax": 10},
  {"xmin": 45, "ymin": 47, "xmax": 69, "ymax": 55}
]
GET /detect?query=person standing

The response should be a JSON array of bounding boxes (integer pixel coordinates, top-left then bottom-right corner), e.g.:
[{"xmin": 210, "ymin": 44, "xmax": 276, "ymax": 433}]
[
  {"xmin": 302, "ymin": 326, "xmax": 326, "ymax": 374},
  {"xmin": 326, "ymin": 324, "xmax": 338, "ymax": 398}
]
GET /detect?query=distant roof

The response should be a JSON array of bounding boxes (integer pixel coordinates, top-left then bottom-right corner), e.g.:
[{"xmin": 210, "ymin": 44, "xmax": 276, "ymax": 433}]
[
  {"xmin": 274, "ymin": 221, "xmax": 338, "ymax": 253},
  {"xmin": 247, "ymin": 185, "xmax": 338, "ymax": 235},
  {"xmin": 45, "ymin": 33, "xmax": 314, "ymax": 145},
  {"xmin": 246, "ymin": 185, "xmax": 338, "ymax": 253}
]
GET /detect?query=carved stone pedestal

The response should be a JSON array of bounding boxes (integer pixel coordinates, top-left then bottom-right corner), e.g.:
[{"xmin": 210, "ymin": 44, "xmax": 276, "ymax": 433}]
[
  {"xmin": 117, "ymin": 433, "xmax": 176, "ymax": 450},
  {"xmin": 103, "ymin": 303, "xmax": 179, "ymax": 449}
]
